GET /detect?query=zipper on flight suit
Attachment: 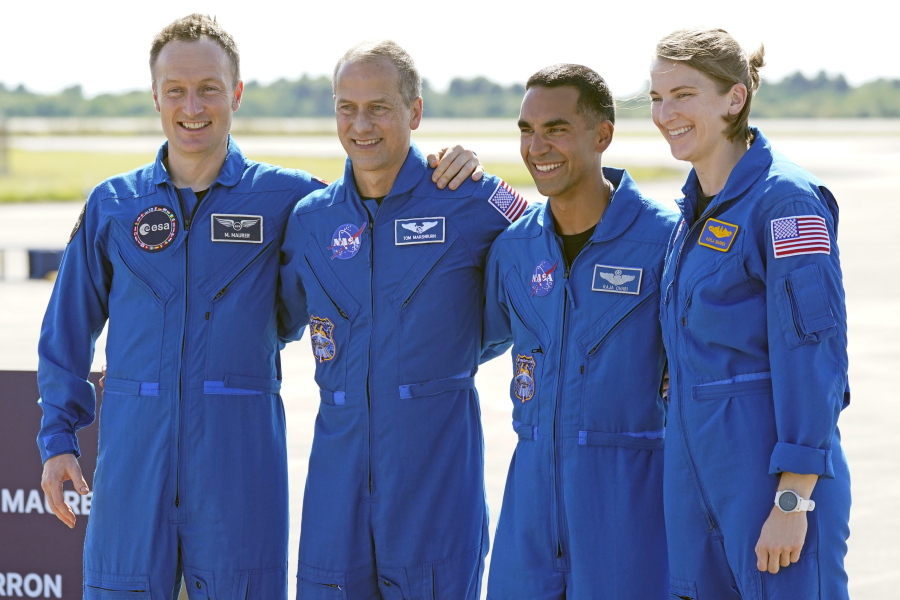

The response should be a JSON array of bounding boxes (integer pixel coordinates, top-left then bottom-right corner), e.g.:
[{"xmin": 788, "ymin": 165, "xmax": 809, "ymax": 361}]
[
  {"xmin": 549, "ymin": 237, "xmax": 582, "ymax": 563},
  {"xmin": 667, "ymin": 210, "xmax": 722, "ymax": 536},
  {"xmin": 365, "ymin": 215, "xmax": 376, "ymax": 496},
  {"xmin": 173, "ymin": 187, "xmax": 211, "ymax": 510}
]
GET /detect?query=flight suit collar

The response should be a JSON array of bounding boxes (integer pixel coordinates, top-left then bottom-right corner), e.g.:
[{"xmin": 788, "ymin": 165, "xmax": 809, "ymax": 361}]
[
  {"xmin": 678, "ymin": 127, "xmax": 773, "ymax": 223},
  {"xmin": 536, "ymin": 166, "xmax": 641, "ymax": 243},
  {"xmin": 150, "ymin": 135, "xmax": 247, "ymax": 189},
  {"xmin": 337, "ymin": 143, "xmax": 428, "ymax": 205}
]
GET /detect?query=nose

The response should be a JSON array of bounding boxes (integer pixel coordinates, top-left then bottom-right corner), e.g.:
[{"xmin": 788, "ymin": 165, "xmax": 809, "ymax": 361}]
[
  {"xmin": 654, "ymin": 98, "xmax": 675, "ymax": 126},
  {"xmin": 183, "ymin": 90, "xmax": 202, "ymax": 116},
  {"xmin": 529, "ymin": 132, "xmax": 550, "ymax": 157},
  {"xmin": 352, "ymin": 110, "xmax": 374, "ymax": 134}
]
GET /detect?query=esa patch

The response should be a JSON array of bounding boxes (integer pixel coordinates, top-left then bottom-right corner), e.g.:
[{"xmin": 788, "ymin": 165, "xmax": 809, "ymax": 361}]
[
  {"xmin": 211, "ymin": 214, "xmax": 263, "ymax": 243},
  {"xmin": 771, "ymin": 215, "xmax": 830, "ymax": 258},
  {"xmin": 592, "ymin": 265, "xmax": 643, "ymax": 294},
  {"xmin": 514, "ymin": 354, "xmax": 536, "ymax": 403},
  {"xmin": 309, "ymin": 316, "xmax": 336, "ymax": 363},
  {"xmin": 530, "ymin": 259, "xmax": 558, "ymax": 297},
  {"xmin": 488, "ymin": 180, "xmax": 528, "ymax": 223},
  {"xmin": 68, "ymin": 202, "xmax": 86, "ymax": 243},
  {"xmin": 395, "ymin": 217, "xmax": 445, "ymax": 245},
  {"xmin": 330, "ymin": 222, "xmax": 366, "ymax": 259},
  {"xmin": 698, "ymin": 218, "xmax": 739, "ymax": 252},
  {"xmin": 133, "ymin": 206, "xmax": 178, "ymax": 252}
]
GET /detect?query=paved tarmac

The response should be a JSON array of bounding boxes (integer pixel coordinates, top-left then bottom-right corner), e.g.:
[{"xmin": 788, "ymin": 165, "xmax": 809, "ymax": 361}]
[{"xmin": 1, "ymin": 123, "xmax": 898, "ymax": 598}]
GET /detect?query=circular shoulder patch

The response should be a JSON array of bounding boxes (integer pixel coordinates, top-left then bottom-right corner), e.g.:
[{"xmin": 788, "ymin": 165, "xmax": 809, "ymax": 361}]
[
  {"xmin": 530, "ymin": 259, "xmax": 558, "ymax": 297},
  {"xmin": 133, "ymin": 206, "xmax": 178, "ymax": 252}
]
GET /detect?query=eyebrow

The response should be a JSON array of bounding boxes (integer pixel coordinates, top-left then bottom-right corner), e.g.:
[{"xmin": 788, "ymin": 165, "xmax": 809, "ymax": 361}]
[
  {"xmin": 649, "ymin": 85, "xmax": 697, "ymax": 95},
  {"xmin": 517, "ymin": 118, "xmax": 572, "ymax": 129}
]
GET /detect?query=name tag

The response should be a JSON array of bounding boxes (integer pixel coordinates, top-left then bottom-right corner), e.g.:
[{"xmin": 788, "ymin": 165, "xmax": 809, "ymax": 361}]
[
  {"xmin": 592, "ymin": 265, "xmax": 642, "ymax": 295},
  {"xmin": 395, "ymin": 217, "xmax": 445, "ymax": 245},
  {"xmin": 211, "ymin": 214, "xmax": 264, "ymax": 243},
  {"xmin": 698, "ymin": 218, "xmax": 738, "ymax": 252}
]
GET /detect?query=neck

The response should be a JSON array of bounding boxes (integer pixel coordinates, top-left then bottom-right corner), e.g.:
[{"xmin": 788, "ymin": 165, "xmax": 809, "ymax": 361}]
[
  {"xmin": 165, "ymin": 142, "xmax": 229, "ymax": 191},
  {"xmin": 549, "ymin": 175, "xmax": 612, "ymax": 236},
  {"xmin": 693, "ymin": 137, "xmax": 749, "ymax": 196},
  {"xmin": 352, "ymin": 164, "xmax": 404, "ymax": 199}
]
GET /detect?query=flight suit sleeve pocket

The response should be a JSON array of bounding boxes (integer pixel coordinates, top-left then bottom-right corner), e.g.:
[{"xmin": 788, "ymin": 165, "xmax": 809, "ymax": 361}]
[
  {"xmin": 774, "ymin": 264, "xmax": 836, "ymax": 348},
  {"xmin": 83, "ymin": 571, "xmax": 150, "ymax": 598}
]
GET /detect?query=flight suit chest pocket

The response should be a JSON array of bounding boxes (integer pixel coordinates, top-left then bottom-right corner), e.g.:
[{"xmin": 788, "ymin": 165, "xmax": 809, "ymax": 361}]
[
  {"xmin": 577, "ymin": 270, "xmax": 659, "ymax": 357},
  {"xmin": 109, "ymin": 223, "xmax": 176, "ymax": 305},
  {"xmin": 304, "ymin": 236, "xmax": 362, "ymax": 323},
  {"xmin": 505, "ymin": 267, "xmax": 552, "ymax": 351},
  {"xmin": 389, "ymin": 229, "xmax": 461, "ymax": 311}
]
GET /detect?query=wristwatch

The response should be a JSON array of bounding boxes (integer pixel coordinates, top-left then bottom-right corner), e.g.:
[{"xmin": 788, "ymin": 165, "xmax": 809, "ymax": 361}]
[{"xmin": 774, "ymin": 490, "xmax": 815, "ymax": 514}]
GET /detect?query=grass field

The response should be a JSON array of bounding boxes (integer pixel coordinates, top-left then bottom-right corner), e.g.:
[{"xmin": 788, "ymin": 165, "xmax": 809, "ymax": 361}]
[{"xmin": 0, "ymin": 149, "xmax": 681, "ymax": 203}]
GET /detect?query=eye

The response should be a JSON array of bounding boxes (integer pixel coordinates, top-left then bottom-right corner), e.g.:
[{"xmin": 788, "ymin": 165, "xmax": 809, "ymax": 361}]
[{"xmin": 676, "ymin": 92, "xmax": 692, "ymax": 99}]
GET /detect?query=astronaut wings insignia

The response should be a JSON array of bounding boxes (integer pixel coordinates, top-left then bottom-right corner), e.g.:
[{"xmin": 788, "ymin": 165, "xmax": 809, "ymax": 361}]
[
  {"xmin": 401, "ymin": 221, "xmax": 438, "ymax": 235},
  {"xmin": 599, "ymin": 272, "xmax": 636, "ymax": 286},
  {"xmin": 708, "ymin": 225, "xmax": 732, "ymax": 238},
  {"xmin": 215, "ymin": 217, "xmax": 259, "ymax": 231}
]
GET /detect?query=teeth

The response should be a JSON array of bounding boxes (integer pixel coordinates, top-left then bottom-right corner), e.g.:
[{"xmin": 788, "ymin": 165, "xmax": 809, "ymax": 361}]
[
  {"xmin": 535, "ymin": 163, "xmax": 563, "ymax": 172},
  {"xmin": 669, "ymin": 126, "xmax": 693, "ymax": 136},
  {"xmin": 356, "ymin": 139, "xmax": 381, "ymax": 146},
  {"xmin": 181, "ymin": 122, "xmax": 209, "ymax": 130}
]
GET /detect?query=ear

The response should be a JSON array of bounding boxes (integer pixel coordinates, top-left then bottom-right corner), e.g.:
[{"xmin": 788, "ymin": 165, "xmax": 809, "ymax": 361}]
[
  {"xmin": 727, "ymin": 83, "xmax": 748, "ymax": 116},
  {"xmin": 409, "ymin": 96, "xmax": 424, "ymax": 131},
  {"xmin": 232, "ymin": 81, "xmax": 244, "ymax": 112},
  {"xmin": 152, "ymin": 86, "xmax": 160, "ymax": 113},
  {"xmin": 595, "ymin": 119, "xmax": 615, "ymax": 154}
]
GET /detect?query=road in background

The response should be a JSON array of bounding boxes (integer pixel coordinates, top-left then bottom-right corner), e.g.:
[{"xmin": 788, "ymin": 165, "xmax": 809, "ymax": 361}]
[{"xmin": 1, "ymin": 120, "xmax": 897, "ymax": 598}]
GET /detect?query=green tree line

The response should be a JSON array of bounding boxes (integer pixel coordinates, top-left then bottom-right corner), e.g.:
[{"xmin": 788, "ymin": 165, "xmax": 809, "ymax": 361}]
[{"xmin": 1, "ymin": 71, "xmax": 898, "ymax": 119}]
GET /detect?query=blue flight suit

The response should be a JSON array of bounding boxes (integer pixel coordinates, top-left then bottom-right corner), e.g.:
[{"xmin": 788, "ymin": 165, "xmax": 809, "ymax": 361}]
[
  {"xmin": 660, "ymin": 129, "xmax": 851, "ymax": 599},
  {"xmin": 278, "ymin": 145, "xmax": 523, "ymax": 599},
  {"xmin": 37, "ymin": 139, "xmax": 326, "ymax": 600},
  {"xmin": 482, "ymin": 168, "xmax": 677, "ymax": 599}
]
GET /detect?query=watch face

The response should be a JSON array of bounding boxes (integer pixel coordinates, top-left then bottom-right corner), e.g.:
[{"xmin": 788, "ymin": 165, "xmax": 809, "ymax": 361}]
[{"xmin": 778, "ymin": 491, "xmax": 799, "ymax": 512}]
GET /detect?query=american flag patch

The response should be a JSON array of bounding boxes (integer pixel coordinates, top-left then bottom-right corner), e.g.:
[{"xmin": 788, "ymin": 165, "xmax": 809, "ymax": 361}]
[
  {"xmin": 770, "ymin": 215, "xmax": 830, "ymax": 258},
  {"xmin": 488, "ymin": 181, "xmax": 527, "ymax": 223}
]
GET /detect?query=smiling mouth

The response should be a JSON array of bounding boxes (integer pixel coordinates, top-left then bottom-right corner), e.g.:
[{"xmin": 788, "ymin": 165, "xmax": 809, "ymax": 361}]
[
  {"xmin": 354, "ymin": 138, "xmax": 382, "ymax": 146},
  {"xmin": 534, "ymin": 162, "xmax": 563, "ymax": 173},
  {"xmin": 180, "ymin": 122, "xmax": 210, "ymax": 130},
  {"xmin": 668, "ymin": 126, "xmax": 693, "ymax": 136}
]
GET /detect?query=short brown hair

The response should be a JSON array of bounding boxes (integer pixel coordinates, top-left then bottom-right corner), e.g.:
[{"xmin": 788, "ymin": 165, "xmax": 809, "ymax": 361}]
[
  {"xmin": 150, "ymin": 14, "xmax": 240, "ymax": 86},
  {"xmin": 333, "ymin": 40, "xmax": 421, "ymax": 106},
  {"xmin": 655, "ymin": 28, "xmax": 764, "ymax": 143}
]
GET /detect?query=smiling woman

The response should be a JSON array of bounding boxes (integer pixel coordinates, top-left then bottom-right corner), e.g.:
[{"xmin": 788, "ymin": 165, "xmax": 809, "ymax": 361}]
[{"xmin": 650, "ymin": 28, "xmax": 852, "ymax": 600}]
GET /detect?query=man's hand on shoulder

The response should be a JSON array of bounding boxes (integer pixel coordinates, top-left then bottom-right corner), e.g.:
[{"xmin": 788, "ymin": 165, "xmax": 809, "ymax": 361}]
[
  {"xmin": 428, "ymin": 145, "xmax": 484, "ymax": 190},
  {"xmin": 41, "ymin": 453, "xmax": 90, "ymax": 529}
]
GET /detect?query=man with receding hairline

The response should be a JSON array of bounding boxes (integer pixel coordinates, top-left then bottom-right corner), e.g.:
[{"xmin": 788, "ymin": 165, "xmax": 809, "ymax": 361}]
[
  {"xmin": 35, "ymin": 15, "xmax": 482, "ymax": 600},
  {"xmin": 279, "ymin": 40, "xmax": 527, "ymax": 599}
]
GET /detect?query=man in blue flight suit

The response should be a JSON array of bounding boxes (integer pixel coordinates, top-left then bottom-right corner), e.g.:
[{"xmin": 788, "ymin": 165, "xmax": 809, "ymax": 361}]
[
  {"xmin": 481, "ymin": 64, "xmax": 677, "ymax": 599},
  {"xmin": 278, "ymin": 41, "xmax": 527, "ymax": 599},
  {"xmin": 36, "ymin": 16, "xmax": 480, "ymax": 600}
]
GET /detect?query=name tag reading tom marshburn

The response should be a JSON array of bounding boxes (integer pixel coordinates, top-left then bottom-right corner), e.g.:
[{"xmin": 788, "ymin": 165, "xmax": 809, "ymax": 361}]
[
  {"xmin": 211, "ymin": 214, "xmax": 264, "ymax": 243},
  {"xmin": 394, "ymin": 217, "xmax": 446, "ymax": 245}
]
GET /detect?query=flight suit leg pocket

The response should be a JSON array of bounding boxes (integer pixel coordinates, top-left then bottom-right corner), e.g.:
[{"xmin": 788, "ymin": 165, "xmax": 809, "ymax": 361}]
[
  {"xmin": 296, "ymin": 563, "xmax": 347, "ymax": 599},
  {"xmin": 83, "ymin": 571, "xmax": 150, "ymax": 599},
  {"xmin": 234, "ymin": 567, "xmax": 287, "ymax": 600}
]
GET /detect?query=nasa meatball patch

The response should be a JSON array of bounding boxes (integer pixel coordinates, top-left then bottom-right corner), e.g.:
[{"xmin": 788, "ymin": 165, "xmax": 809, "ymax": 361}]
[
  {"xmin": 211, "ymin": 214, "xmax": 263, "ymax": 243},
  {"xmin": 133, "ymin": 206, "xmax": 178, "ymax": 252},
  {"xmin": 68, "ymin": 202, "xmax": 86, "ymax": 243}
]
